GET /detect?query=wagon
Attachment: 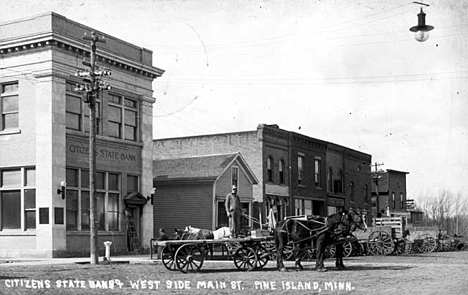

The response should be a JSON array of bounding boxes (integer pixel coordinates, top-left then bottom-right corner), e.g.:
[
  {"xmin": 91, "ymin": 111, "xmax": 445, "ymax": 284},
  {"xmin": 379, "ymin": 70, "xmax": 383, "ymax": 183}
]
[
  {"xmin": 354, "ymin": 217, "xmax": 438, "ymax": 256},
  {"xmin": 151, "ymin": 235, "xmax": 274, "ymax": 273},
  {"xmin": 353, "ymin": 217, "xmax": 412, "ymax": 256},
  {"xmin": 407, "ymin": 226, "xmax": 438, "ymax": 253}
]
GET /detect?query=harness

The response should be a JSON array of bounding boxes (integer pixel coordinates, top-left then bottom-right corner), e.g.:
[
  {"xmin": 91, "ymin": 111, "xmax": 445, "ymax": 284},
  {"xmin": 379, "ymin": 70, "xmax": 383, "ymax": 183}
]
[{"xmin": 278, "ymin": 213, "xmax": 352, "ymax": 245}]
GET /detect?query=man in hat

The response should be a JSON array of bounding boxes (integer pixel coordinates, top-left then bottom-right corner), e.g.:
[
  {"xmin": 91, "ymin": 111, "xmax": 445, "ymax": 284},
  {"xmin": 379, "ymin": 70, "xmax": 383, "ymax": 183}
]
[{"xmin": 225, "ymin": 185, "xmax": 242, "ymax": 238}]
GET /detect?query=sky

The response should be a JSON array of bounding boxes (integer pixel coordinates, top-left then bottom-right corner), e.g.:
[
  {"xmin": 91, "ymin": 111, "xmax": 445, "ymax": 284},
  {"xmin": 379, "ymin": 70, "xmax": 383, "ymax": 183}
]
[{"xmin": 2, "ymin": 0, "xmax": 467, "ymax": 201}]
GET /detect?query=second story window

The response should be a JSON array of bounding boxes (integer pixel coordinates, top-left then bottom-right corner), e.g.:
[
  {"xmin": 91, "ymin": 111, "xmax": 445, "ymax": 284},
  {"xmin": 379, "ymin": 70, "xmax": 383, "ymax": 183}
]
[
  {"xmin": 108, "ymin": 94, "xmax": 139, "ymax": 141},
  {"xmin": 1, "ymin": 82, "xmax": 19, "ymax": 131},
  {"xmin": 327, "ymin": 167, "xmax": 333, "ymax": 193},
  {"xmin": 349, "ymin": 181, "xmax": 355, "ymax": 202},
  {"xmin": 314, "ymin": 158, "xmax": 321, "ymax": 188},
  {"xmin": 392, "ymin": 192, "xmax": 396, "ymax": 209},
  {"xmin": 267, "ymin": 157, "xmax": 273, "ymax": 183},
  {"xmin": 298, "ymin": 155, "xmax": 304, "ymax": 185},
  {"xmin": 231, "ymin": 166, "xmax": 239, "ymax": 188},
  {"xmin": 400, "ymin": 193, "xmax": 404, "ymax": 209},
  {"xmin": 279, "ymin": 160, "xmax": 285, "ymax": 184},
  {"xmin": 364, "ymin": 184, "xmax": 369, "ymax": 203},
  {"xmin": 66, "ymin": 82, "xmax": 101, "ymax": 133}
]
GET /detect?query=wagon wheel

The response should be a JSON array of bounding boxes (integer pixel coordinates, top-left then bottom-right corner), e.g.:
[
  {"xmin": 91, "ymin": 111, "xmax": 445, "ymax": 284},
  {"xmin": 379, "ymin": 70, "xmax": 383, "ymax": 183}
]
[
  {"xmin": 326, "ymin": 245, "xmax": 335, "ymax": 258},
  {"xmin": 233, "ymin": 246, "xmax": 258, "ymax": 271},
  {"xmin": 418, "ymin": 234, "xmax": 437, "ymax": 253},
  {"xmin": 283, "ymin": 244, "xmax": 294, "ymax": 260},
  {"xmin": 174, "ymin": 243, "xmax": 205, "ymax": 273},
  {"xmin": 367, "ymin": 230, "xmax": 395, "ymax": 256},
  {"xmin": 161, "ymin": 245, "xmax": 178, "ymax": 271},
  {"xmin": 263, "ymin": 240, "xmax": 277, "ymax": 260},
  {"xmin": 226, "ymin": 241, "xmax": 242, "ymax": 256},
  {"xmin": 255, "ymin": 245, "xmax": 270, "ymax": 269},
  {"xmin": 395, "ymin": 238, "xmax": 412, "ymax": 255},
  {"xmin": 326, "ymin": 242, "xmax": 353, "ymax": 258}
]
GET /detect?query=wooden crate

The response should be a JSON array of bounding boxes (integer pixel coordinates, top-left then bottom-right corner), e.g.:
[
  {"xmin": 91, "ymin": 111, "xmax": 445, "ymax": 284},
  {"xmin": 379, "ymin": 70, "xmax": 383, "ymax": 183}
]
[{"xmin": 373, "ymin": 217, "xmax": 405, "ymax": 239}]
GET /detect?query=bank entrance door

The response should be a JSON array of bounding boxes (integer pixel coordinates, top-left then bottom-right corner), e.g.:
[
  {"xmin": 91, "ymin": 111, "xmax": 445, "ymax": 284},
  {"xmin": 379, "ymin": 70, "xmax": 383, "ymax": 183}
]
[{"xmin": 124, "ymin": 192, "xmax": 148, "ymax": 253}]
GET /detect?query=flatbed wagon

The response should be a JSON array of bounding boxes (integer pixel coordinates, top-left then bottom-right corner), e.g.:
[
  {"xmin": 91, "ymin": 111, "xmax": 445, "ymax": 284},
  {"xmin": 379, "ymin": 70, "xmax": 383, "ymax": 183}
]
[{"xmin": 151, "ymin": 236, "xmax": 274, "ymax": 273}]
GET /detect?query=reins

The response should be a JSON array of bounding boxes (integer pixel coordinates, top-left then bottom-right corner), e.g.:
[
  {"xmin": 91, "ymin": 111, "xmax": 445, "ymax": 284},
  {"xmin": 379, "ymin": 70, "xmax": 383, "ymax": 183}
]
[{"xmin": 280, "ymin": 213, "xmax": 354, "ymax": 245}]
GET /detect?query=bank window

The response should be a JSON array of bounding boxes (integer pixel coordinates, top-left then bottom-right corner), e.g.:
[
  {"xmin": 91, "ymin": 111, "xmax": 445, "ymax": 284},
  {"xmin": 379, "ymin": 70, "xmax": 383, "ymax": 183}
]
[
  {"xmin": 127, "ymin": 175, "xmax": 139, "ymax": 193},
  {"xmin": 298, "ymin": 155, "xmax": 304, "ymax": 185},
  {"xmin": 1, "ymin": 82, "xmax": 19, "ymax": 131},
  {"xmin": 66, "ymin": 82, "xmax": 101, "ymax": 133},
  {"xmin": 107, "ymin": 93, "xmax": 139, "ymax": 142},
  {"xmin": 66, "ymin": 168, "xmax": 121, "ymax": 232},
  {"xmin": 0, "ymin": 167, "xmax": 36, "ymax": 231}
]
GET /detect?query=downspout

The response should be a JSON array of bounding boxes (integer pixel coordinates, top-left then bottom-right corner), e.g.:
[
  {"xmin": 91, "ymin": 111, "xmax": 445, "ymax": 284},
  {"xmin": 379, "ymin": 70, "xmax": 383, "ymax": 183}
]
[{"xmin": 212, "ymin": 181, "xmax": 216, "ymax": 229}]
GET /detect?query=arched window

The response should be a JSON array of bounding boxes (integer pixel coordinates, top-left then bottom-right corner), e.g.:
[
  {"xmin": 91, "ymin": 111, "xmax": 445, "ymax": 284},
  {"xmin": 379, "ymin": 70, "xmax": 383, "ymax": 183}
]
[
  {"xmin": 279, "ymin": 160, "xmax": 285, "ymax": 184},
  {"xmin": 267, "ymin": 156, "xmax": 273, "ymax": 183}
]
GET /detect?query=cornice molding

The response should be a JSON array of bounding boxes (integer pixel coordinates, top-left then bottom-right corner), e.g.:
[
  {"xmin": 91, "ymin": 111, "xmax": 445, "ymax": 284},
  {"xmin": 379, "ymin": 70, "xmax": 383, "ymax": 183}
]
[{"xmin": 0, "ymin": 37, "xmax": 164, "ymax": 79}]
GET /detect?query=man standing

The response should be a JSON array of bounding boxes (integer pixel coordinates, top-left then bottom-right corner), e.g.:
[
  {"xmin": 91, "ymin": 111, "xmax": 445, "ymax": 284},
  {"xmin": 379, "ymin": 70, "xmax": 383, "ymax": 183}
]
[{"xmin": 225, "ymin": 185, "xmax": 241, "ymax": 238}]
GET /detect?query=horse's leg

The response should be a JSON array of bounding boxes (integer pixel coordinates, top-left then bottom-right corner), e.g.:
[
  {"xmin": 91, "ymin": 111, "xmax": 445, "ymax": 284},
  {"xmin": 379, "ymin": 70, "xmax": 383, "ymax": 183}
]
[
  {"xmin": 275, "ymin": 233, "xmax": 287, "ymax": 272},
  {"xmin": 315, "ymin": 234, "xmax": 327, "ymax": 272},
  {"xmin": 294, "ymin": 241, "xmax": 304, "ymax": 271},
  {"xmin": 335, "ymin": 243, "xmax": 345, "ymax": 270}
]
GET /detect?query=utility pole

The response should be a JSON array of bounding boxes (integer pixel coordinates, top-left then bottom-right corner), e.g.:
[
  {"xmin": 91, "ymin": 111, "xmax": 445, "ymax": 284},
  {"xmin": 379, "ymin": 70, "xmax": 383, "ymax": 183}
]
[
  {"xmin": 75, "ymin": 31, "xmax": 111, "ymax": 265},
  {"xmin": 371, "ymin": 162, "xmax": 384, "ymax": 219}
]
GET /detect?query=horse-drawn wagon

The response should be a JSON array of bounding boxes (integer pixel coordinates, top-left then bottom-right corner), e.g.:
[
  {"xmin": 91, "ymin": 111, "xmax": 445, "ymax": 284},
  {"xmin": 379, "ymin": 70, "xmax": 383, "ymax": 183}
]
[
  {"xmin": 151, "ymin": 227, "xmax": 275, "ymax": 273},
  {"xmin": 353, "ymin": 216, "xmax": 438, "ymax": 255}
]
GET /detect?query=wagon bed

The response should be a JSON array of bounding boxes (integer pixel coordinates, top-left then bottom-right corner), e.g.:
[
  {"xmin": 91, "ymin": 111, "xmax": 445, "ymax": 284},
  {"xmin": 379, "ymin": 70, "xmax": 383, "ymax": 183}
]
[{"xmin": 151, "ymin": 236, "xmax": 275, "ymax": 273}]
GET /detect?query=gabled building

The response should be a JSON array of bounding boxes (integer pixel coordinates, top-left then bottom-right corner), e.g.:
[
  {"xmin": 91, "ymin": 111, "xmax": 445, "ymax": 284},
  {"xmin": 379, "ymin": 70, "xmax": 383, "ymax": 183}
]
[
  {"xmin": 152, "ymin": 153, "xmax": 258, "ymax": 234},
  {"xmin": 0, "ymin": 12, "xmax": 163, "ymax": 257}
]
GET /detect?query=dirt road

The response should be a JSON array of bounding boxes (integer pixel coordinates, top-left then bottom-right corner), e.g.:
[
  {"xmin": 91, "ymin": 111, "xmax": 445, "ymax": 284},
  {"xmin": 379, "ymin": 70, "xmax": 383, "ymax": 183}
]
[{"xmin": 0, "ymin": 251, "xmax": 467, "ymax": 294}]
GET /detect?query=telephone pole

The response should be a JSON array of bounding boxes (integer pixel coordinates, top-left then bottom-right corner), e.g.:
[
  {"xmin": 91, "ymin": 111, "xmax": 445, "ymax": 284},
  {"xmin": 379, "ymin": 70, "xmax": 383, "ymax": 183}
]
[
  {"xmin": 75, "ymin": 31, "xmax": 111, "ymax": 265},
  {"xmin": 371, "ymin": 162, "xmax": 384, "ymax": 218}
]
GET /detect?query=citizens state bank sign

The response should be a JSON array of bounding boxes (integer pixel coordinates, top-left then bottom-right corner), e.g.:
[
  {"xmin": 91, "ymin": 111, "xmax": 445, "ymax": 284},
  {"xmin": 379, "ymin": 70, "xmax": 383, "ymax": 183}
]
[{"xmin": 66, "ymin": 139, "xmax": 141, "ymax": 173}]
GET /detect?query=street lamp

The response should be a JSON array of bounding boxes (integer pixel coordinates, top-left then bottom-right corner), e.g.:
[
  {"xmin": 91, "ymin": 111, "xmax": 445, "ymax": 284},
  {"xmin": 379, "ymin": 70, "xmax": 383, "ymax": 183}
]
[{"xmin": 410, "ymin": 6, "xmax": 434, "ymax": 42}]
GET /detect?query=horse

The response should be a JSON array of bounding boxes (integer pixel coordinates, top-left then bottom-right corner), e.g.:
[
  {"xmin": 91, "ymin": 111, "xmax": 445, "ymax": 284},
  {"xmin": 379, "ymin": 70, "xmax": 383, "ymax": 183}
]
[
  {"xmin": 185, "ymin": 226, "xmax": 231, "ymax": 240},
  {"xmin": 274, "ymin": 209, "xmax": 367, "ymax": 272}
]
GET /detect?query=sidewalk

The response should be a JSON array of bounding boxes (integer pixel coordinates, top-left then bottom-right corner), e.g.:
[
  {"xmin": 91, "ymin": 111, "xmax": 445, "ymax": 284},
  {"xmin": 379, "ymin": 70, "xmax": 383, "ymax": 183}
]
[{"xmin": 0, "ymin": 255, "xmax": 155, "ymax": 266}]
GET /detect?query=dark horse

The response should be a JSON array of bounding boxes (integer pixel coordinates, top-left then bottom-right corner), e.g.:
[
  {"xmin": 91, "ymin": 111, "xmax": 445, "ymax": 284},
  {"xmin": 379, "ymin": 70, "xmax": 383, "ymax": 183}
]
[{"xmin": 274, "ymin": 209, "xmax": 367, "ymax": 272}]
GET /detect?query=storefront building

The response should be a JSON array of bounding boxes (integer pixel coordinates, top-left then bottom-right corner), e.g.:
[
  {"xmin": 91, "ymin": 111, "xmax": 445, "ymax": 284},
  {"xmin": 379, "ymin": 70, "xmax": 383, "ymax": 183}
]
[{"xmin": 0, "ymin": 12, "xmax": 163, "ymax": 257}]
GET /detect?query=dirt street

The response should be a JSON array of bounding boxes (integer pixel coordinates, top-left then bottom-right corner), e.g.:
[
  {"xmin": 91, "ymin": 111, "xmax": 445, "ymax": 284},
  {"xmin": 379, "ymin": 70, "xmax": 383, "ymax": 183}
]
[{"xmin": 0, "ymin": 251, "xmax": 467, "ymax": 294}]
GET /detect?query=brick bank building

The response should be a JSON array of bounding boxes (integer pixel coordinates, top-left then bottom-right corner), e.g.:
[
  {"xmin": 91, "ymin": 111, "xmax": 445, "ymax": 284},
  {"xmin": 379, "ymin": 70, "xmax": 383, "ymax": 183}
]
[{"xmin": 0, "ymin": 13, "xmax": 163, "ymax": 257}]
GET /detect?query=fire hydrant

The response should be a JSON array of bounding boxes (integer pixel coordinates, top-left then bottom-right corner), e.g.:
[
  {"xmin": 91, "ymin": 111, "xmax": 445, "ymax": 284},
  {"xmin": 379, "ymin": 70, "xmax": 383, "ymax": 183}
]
[{"xmin": 103, "ymin": 241, "xmax": 113, "ymax": 261}]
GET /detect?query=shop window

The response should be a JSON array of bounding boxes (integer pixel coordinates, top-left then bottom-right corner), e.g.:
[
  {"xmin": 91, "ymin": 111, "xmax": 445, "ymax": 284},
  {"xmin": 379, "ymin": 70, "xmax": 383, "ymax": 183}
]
[{"xmin": 1, "ymin": 82, "xmax": 19, "ymax": 131}]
